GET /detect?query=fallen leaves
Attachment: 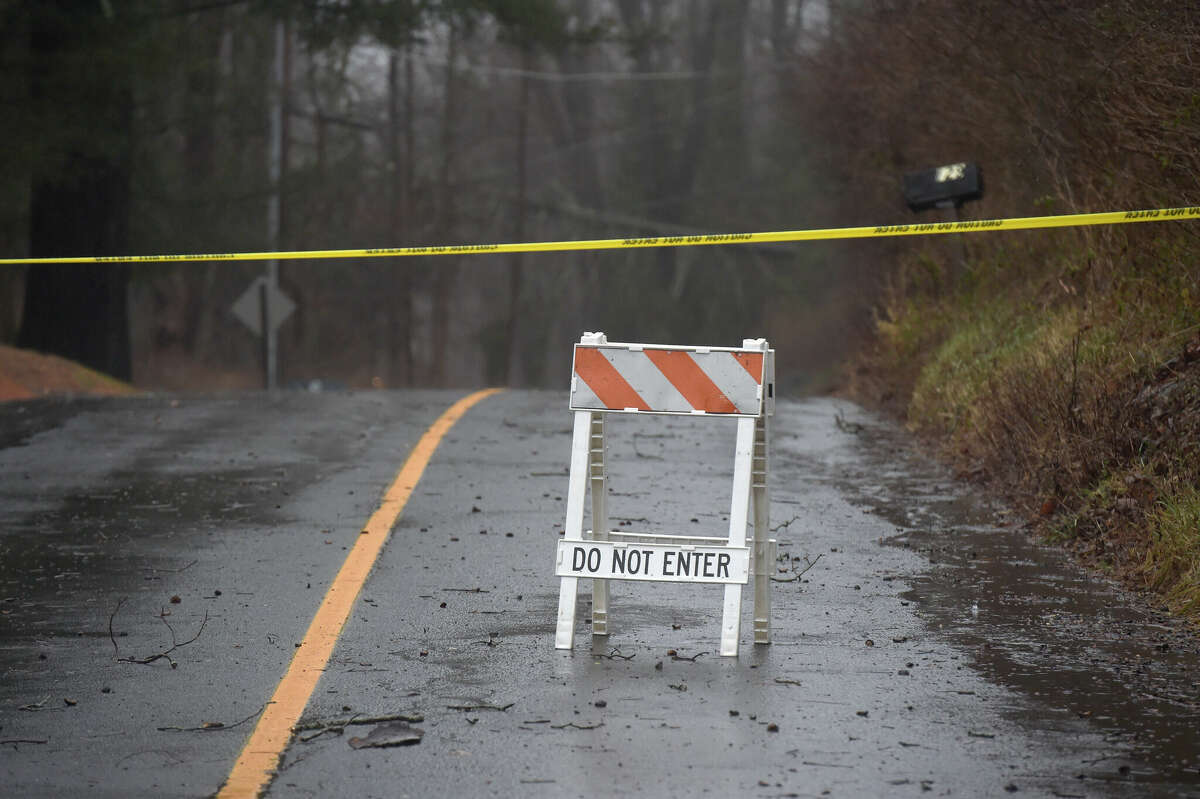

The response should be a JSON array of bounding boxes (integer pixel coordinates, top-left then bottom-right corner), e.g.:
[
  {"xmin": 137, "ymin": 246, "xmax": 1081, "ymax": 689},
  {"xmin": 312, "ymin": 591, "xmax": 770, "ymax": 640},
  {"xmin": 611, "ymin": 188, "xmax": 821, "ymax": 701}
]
[{"xmin": 348, "ymin": 721, "xmax": 424, "ymax": 749}]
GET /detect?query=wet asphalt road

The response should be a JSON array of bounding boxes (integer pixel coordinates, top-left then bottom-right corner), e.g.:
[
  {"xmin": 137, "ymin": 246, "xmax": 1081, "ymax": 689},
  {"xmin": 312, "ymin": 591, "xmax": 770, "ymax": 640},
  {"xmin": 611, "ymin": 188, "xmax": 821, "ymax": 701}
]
[{"xmin": 1, "ymin": 391, "xmax": 1198, "ymax": 798}]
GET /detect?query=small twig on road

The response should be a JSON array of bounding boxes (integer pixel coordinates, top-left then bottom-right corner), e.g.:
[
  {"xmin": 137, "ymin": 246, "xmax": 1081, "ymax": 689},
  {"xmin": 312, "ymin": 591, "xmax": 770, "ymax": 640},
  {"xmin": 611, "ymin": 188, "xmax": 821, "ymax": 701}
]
[
  {"xmin": 550, "ymin": 721, "xmax": 603, "ymax": 730},
  {"xmin": 298, "ymin": 726, "xmax": 341, "ymax": 743},
  {"xmin": 18, "ymin": 696, "xmax": 51, "ymax": 712},
  {"xmin": 108, "ymin": 597, "xmax": 126, "ymax": 656},
  {"xmin": 771, "ymin": 515, "xmax": 800, "ymax": 532},
  {"xmin": 1, "ymin": 738, "xmax": 48, "ymax": 746},
  {"xmin": 802, "ymin": 760, "xmax": 854, "ymax": 769},
  {"xmin": 447, "ymin": 702, "xmax": 514, "ymax": 712},
  {"xmin": 795, "ymin": 553, "xmax": 824, "ymax": 576},
  {"xmin": 668, "ymin": 650, "xmax": 707, "ymax": 662},
  {"xmin": 596, "ymin": 648, "xmax": 635, "ymax": 660},
  {"xmin": 773, "ymin": 553, "xmax": 824, "ymax": 582},
  {"xmin": 157, "ymin": 704, "xmax": 265, "ymax": 733},
  {"xmin": 774, "ymin": 678, "xmax": 803, "ymax": 687},
  {"xmin": 442, "ymin": 587, "xmax": 490, "ymax": 593},
  {"xmin": 117, "ymin": 608, "xmax": 209, "ymax": 668}
]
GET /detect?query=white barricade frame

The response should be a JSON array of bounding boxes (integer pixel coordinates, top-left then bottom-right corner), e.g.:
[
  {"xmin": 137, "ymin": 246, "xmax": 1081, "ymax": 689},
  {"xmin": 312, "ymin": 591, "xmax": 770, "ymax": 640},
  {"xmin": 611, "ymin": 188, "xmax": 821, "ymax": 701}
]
[{"xmin": 554, "ymin": 331, "xmax": 775, "ymax": 657}]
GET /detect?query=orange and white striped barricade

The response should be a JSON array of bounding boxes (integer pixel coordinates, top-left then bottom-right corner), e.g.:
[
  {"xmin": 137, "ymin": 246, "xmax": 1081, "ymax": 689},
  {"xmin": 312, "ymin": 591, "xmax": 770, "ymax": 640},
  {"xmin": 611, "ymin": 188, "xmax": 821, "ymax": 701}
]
[{"xmin": 554, "ymin": 332, "xmax": 775, "ymax": 657}]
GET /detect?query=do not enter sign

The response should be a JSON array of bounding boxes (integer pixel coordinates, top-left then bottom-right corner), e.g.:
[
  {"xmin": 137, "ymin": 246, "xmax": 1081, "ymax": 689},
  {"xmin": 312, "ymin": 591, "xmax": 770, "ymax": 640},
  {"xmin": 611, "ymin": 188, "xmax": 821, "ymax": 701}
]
[{"xmin": 555, "ymin": 541, "xmax": 749, "ymax": 585}]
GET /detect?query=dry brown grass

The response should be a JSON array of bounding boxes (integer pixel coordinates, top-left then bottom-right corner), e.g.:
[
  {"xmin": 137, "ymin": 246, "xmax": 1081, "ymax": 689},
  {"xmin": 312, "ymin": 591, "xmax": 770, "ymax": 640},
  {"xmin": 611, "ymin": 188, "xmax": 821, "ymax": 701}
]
[
  {"xmin": 817, "ymin": 1, "xmax": 1200, "ymax": 619},
  {"xmin": 0, "ymin": 343, "xmax": 136, "ymax": 400}
]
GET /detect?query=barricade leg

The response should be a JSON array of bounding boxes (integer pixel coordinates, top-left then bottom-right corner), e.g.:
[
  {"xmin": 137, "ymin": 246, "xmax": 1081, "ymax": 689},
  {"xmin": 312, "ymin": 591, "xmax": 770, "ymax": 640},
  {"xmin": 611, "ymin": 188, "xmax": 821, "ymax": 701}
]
[
  {"xmin": 555, "ymin": 410, "xmax": 595, "ymax": 650},
  {"xmin": 752, "ymin": 414, "xmax": 771, "ymax": 644},
  {"xmin": 720, "ymin": 415, "xmax": 757, "ymax": 656},
  {"xmin": 589, "ymin": 415, "xmax": 610, "ymax": 636}
]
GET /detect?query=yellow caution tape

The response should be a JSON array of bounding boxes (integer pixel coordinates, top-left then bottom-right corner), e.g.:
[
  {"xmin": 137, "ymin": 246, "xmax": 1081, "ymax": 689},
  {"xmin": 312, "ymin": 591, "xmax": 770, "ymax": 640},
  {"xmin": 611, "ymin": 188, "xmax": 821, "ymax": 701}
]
[{"xmin": 2, "ymin": 206, "xmax": 1198, "ymax": 265}]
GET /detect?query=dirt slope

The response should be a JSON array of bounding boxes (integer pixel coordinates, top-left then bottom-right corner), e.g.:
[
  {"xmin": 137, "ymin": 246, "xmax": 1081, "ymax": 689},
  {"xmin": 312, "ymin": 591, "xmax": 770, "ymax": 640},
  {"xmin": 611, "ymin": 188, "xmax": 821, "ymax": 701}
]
[{"xmin": 0, "ymin": 344, "xmax": 136, "ymax": 401}]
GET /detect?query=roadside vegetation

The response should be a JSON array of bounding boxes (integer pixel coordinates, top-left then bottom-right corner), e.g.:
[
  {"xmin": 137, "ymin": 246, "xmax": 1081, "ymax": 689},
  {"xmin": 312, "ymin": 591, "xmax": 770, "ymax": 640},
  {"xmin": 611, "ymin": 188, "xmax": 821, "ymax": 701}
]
[
  {"xmin": 857, "ymin": 226, "xmax": 1200, "ymax": 621},
  {"xmin": 818, "ymin": 2, "xmax": 1200, "ymax": 621}
]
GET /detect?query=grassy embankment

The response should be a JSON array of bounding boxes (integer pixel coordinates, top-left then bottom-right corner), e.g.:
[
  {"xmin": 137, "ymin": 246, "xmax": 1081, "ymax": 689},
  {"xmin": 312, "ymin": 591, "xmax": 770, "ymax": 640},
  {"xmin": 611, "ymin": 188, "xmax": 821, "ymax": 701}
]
[
  {"xmin": 852, "ymin": 223, "xmax": 1200, "ymax": 620},
  {"xmin": 802, "ymin": 1, "xmax": 1200, "ymax": 621}
]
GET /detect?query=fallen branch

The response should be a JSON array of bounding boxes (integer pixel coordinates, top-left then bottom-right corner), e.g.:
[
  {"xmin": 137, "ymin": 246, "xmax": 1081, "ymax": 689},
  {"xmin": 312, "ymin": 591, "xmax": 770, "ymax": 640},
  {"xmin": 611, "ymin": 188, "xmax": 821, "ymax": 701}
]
[
  {"xmin": 294, "ymin": 711, "xmax": 424, "ymax": 744},
  {"xmin": 596, "ymin": 648, "xmax": 635, "ymax": 661},
  {"xmin": 117, "ymin": 608, "xmax": 209, "ymax": 668},
  {"xmin": 1, "ymin": 738, "xmax": 48, "ymax": 745},
  {"xmin": 550, "ymin": 721, "xmax": 603, "ymax": 730},
  {"xmin": 668, "ymin": 650, "xmax": 707, "ymax": 662},
  {"xmin": 157, "ymin": 704, "xmax": 265, "ymax": 733},
  {"xmin": 299, "ymin": 725, "xmax": 343, "ymax": 743}
]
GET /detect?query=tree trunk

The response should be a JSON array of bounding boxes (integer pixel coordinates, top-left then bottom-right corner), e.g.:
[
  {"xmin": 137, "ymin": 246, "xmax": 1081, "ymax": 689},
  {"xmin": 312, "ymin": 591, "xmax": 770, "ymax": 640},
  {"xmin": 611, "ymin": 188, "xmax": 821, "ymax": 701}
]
[
  {"xmin": 431, "ymin": 22, "xmax": 459, "ymax": 387},
  {"xmin": 504, "ymin": 47, "xmax": 531, "ymax": 386},
  {"xmin": 18, "ymin": 1, "xmax": 133, "ymax": 380},
  {"xmin": 387, "ymin": 46, "xmax": 414, "ymax": 387}
]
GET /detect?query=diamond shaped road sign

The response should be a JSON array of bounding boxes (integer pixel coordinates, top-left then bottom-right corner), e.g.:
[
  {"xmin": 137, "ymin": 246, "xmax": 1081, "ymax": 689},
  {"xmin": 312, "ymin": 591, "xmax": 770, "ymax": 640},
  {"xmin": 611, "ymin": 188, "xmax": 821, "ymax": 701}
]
[{"xmin": 232, "ymin": 276, "xmax": 296, "ymax": 337}]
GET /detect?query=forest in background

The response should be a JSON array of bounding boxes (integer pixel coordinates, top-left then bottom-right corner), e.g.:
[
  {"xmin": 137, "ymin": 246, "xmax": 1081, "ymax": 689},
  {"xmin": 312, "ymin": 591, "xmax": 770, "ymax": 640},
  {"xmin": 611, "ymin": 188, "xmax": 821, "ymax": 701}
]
[{"xmin": 2, "ymin": 0, "xmax": 880, "ymax": 392}]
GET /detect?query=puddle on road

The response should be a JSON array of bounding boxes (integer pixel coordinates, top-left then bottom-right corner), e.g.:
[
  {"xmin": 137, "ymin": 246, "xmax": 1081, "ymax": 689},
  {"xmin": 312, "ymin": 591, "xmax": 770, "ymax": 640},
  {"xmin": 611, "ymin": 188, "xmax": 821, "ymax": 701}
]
[{"xmin": 834, "ymin": 414, "xmax": 1200, "ymax": 791}]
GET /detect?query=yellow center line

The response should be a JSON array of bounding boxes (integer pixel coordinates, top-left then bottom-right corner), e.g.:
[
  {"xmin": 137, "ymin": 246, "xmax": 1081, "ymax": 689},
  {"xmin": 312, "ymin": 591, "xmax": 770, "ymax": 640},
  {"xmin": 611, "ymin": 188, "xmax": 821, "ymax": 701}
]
[{"xmin": 216, "ymin": 388, "xmax": 504, "ymax": 799}]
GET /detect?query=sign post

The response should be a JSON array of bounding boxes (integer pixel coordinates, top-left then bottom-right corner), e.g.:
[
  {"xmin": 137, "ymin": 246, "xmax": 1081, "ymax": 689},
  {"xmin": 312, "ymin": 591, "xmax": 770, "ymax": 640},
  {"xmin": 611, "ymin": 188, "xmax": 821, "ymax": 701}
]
[
  {"xmin": 231, "ymin": 275, "xmax": 295, "ymax": 389},
  {"xmin": 554, "ymin": 332, "xmax": 776, "ymax": 657}
]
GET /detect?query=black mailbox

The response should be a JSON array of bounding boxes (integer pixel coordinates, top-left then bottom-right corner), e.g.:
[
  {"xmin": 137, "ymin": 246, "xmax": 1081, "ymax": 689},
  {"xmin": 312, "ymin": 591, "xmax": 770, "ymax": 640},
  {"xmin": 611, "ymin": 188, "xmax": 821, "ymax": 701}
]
[{"xmin": 903, "ymin": 162, "xmax": 983, "ymax": 212}]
